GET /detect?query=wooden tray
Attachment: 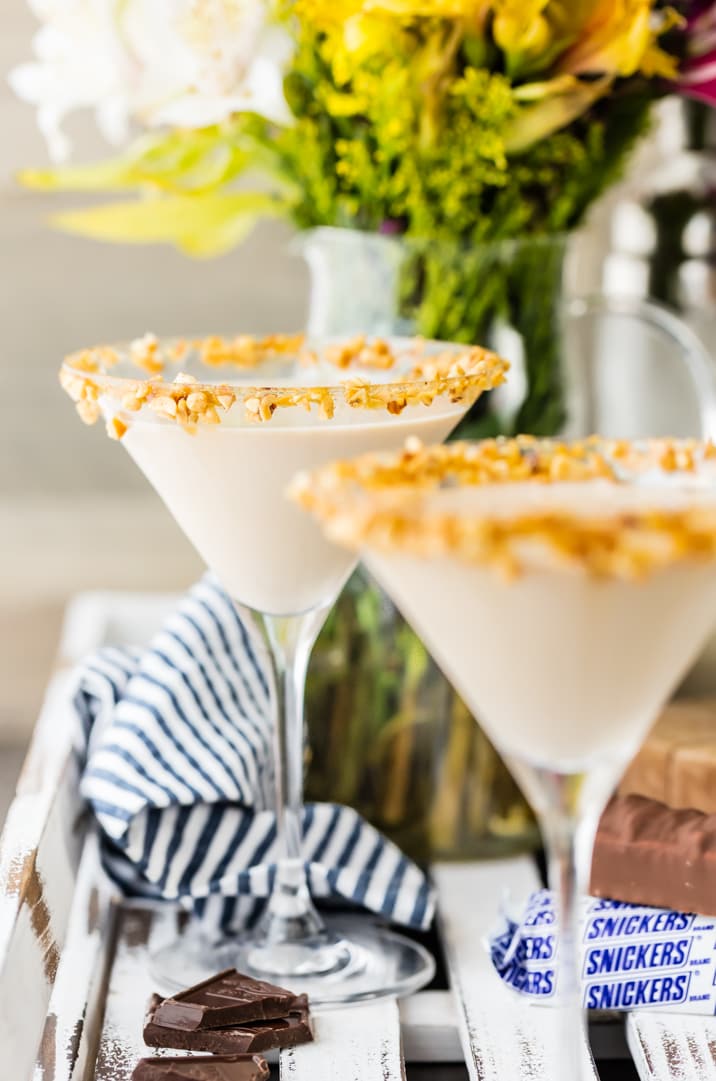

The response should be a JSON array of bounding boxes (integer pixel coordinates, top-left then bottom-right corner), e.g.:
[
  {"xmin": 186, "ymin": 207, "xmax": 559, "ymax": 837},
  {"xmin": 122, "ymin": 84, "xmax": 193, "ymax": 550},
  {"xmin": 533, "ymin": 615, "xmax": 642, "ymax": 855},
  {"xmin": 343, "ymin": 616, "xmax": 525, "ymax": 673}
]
[{"xmin": 1, "ymin": 592, "xmax": 714, "ymax": 1081}]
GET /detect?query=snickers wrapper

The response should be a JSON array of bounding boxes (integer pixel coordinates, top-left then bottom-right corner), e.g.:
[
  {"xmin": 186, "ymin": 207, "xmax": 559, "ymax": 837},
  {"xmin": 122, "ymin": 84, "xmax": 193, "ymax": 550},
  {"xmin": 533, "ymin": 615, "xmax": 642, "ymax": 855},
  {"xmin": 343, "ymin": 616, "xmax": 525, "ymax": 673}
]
[{"xmin": 490, "ymin": 889, "xmax": 716, "ymax": 1015}]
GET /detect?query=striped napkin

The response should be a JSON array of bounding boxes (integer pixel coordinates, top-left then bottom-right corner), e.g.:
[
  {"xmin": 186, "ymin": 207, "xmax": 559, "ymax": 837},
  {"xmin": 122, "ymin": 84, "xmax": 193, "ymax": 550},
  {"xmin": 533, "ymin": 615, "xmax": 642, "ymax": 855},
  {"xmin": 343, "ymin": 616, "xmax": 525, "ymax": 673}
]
[{"xmin": 73, "ymin": 575, "xmax": 435, "ymax": 933}]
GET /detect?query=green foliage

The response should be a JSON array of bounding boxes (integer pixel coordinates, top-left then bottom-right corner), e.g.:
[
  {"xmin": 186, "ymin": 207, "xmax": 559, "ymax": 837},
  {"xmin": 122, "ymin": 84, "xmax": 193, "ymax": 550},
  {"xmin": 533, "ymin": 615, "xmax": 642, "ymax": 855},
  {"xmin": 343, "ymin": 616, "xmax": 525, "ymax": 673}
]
[
  {"xmin": 23, "ymin": 120, "xmax": 297, "ymax": 256},
  {"xmin": 53, "ymin": 190, "xmax": 287, "ymax": 258},
  {"xmin": 23, "ymin": 124, "xmax": 258, "ymax": 195},
  {"xmin": 272, "ymin": 22, "xmax": 654, "ymax": 244}
]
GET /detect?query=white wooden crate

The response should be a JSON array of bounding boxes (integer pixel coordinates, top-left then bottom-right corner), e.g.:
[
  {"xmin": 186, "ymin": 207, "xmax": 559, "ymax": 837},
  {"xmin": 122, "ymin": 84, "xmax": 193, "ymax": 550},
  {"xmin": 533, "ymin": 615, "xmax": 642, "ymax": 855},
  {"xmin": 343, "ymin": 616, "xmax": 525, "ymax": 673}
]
[{"xmin": 1, "ymin": 592, "xmax": 715, "ymax": 1081}]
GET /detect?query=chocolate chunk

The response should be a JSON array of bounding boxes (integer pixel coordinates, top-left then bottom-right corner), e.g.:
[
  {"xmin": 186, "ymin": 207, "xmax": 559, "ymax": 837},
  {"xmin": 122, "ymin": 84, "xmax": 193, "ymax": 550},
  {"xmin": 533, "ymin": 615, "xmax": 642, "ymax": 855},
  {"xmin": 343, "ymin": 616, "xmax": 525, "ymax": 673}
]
[
  {"xmin": 144, "ymin": 993, "xmax": 314, "ymax": 1053},
  {"xmin": 152, "ymin": 969, "xmax": 298, "ymax": 1031},
  {"xmin": 132, "ymin": 1053, "xmax": 269, "ymax": 1081},
  {"xmin": 590, "ymin": 794, "xmax": 716, "ymax": 915}
]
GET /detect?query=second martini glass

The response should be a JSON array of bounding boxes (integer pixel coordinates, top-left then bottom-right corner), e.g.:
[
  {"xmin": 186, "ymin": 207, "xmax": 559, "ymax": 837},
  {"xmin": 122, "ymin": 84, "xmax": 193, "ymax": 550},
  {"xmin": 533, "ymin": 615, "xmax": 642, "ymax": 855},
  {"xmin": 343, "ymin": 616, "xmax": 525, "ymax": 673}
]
[
  {"xmin": 297, "ymin": 436, "xmax": 716, "ymax": 1067},
  {"xmin": 60, "ymin": 332, "xmax": 507, "ymax": 1003}
]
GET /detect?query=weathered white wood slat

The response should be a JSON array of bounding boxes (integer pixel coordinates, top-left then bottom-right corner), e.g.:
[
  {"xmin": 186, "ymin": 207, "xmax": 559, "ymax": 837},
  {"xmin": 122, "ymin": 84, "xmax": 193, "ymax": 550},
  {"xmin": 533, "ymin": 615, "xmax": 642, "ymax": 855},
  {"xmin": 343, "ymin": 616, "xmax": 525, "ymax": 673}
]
[
  {"xmin": 0, "ymin": 671, "xmax": 83, "ymax": 1079},
  {"xmin": 434, "ymin": 860, "xmax": 598, "ymax": 1081},
  {"xmin": 281, "ymin": 1001, "xmax": 404, "ymax": 1081},
  {"xmin": 0, "ymin": 591, "xmax": 130, "ymax": 1075},
  {"xmin": 399, "ymin": 990, "xmax": 462, "ymax": 1062},
  {"xmin": 92, "ymin": 905, "xmax": 181, "ymax": 1080},
  {"xmin": 58, "ymin": 590, "xmax": 180, "ymax": 662},
  {"xmin": 627, "ymin": 1011, "xmax": 716, "ymax": 1081},
  {"xmin": 33, "ymin": 831, "xmax": 118, "ymax": 1081}
]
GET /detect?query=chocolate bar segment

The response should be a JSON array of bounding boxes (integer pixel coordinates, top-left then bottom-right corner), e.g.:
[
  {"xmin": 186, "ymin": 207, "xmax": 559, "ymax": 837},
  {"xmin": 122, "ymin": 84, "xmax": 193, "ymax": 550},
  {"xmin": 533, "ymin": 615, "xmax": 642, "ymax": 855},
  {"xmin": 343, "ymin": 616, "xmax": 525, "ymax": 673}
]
[
  {"xmin": 590, "ymin": 794, "xmax": 716, "ymax": 916},
  {"xmin": 618, "ymin": 701, "xmax": 716, "ymax": 814},
  {"xmin": 132, "ymin": 1053, "xmax": 269, "ymax": 1081},
  {"xmin": 152, "ymin": 969, "xmax": 298, "ymax": 1031},
  {"xmin": 144, "ymin": 993, "xmax": 314, "ymax": 1053}
]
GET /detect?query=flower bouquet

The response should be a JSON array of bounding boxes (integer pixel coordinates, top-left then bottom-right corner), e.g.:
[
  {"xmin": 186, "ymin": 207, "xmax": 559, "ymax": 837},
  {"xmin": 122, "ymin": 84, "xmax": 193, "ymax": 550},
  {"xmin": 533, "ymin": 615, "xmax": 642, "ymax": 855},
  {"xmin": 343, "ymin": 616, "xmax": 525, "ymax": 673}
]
[{"xmin": 12, "ymin": 0, "xmax": 708, "ymax": 861}]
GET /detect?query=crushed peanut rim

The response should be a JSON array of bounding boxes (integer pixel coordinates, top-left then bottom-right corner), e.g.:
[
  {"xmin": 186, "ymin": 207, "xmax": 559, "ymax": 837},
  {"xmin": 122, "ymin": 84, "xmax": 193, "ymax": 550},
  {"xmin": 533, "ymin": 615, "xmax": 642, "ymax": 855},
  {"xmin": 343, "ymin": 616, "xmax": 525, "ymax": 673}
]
[
  {"xmin": 59, "ymin": 332, "xmax": 509, "ymax": 436},
  {"xmin": 292, "ymin": 436, "xmax": 716, "ymax": 580}
]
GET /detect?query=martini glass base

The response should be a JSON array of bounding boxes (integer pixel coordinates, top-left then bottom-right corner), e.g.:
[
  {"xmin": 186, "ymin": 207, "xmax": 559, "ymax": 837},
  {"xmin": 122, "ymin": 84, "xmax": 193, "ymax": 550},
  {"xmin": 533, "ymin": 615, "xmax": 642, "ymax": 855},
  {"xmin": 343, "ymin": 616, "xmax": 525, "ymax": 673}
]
[{"xmin": 150, "ymin": 915, "xmax": 435, "ymax": 1006}]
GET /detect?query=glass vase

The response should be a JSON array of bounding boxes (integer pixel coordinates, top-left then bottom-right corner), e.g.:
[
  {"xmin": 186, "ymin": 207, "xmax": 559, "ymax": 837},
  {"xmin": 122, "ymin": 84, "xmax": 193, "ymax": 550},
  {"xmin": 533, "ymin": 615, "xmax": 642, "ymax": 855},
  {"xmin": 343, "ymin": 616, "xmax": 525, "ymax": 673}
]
[
  {"xmin": 300, "ymin": 228, "xmax": 572, "ymax": 861},
  {"xmin": 300, "ymin": 228, "xmax": 569, "ymax": 437}
]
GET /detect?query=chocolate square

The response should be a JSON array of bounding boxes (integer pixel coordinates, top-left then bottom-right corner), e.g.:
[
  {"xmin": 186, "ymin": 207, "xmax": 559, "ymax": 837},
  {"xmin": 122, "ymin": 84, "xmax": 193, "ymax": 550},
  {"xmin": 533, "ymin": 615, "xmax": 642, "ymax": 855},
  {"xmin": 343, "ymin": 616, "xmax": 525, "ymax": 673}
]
[
  {"xmin": 151, "ymin": 969, "xmax": 298, "ymax": 1031},
  {"xmin": 144, "ymin": 992, "xmax": 314, "ymax": 1053},
  {"xmin": 132, "ymin": 1053, "xmax": 270, "ymax": 1081}
]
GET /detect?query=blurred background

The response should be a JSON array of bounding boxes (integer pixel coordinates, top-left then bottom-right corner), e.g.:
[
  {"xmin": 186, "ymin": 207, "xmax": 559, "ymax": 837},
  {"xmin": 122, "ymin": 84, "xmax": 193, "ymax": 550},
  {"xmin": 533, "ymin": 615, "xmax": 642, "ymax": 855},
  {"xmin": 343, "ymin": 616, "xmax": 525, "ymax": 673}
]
[
  {"xmin": 1, "ymin": 1, "xmax": 714, "ymax": 823},
  {"xmin": 1, "ymin": 2, "xmax": 308, "ymax": 810}
]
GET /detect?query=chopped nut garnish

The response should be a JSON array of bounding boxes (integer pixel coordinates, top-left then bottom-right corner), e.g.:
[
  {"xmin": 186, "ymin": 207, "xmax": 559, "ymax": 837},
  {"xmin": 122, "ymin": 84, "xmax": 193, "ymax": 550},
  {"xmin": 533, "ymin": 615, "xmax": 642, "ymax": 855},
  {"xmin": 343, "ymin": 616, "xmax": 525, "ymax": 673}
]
[
  {"xmin": 60, "ymin": 333, "xmax": 508, "ymax": 429},
  {"xmin": 131, "ymin": 333, "xmax": 163, "ymax": 374},
  {"xmin": 76, "ymin": 399, "xmax": 101, "ymax": 425},
  {"xmin": 292, "ymin": 437, "xmax": 716, "ymax": 580},
  {"xmin": 108, "ymin": 417, "xmax": 127, "ymax": 440}
]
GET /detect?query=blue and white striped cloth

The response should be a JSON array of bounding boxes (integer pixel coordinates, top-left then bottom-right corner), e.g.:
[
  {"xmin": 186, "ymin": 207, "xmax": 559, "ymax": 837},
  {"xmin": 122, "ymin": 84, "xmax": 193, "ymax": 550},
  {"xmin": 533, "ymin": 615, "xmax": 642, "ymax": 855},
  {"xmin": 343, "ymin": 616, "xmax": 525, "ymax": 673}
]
[{"xmin": 73, "ymin": 575, "xmax": 435, "ymax": 933}]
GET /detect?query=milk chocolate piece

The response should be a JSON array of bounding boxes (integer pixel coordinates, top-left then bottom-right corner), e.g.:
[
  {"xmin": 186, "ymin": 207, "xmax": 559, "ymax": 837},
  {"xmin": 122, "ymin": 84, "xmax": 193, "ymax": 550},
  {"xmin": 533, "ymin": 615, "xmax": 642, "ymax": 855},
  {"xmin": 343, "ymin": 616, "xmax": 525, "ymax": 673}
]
[
  {"xmin": 152, "ymin": 969, "xmax": 298, "ymax": 1031},
  {"xmin": 132, "ymin": 1054, "xmax": 269, "ymax": 1081},
  {"xmin": 590, "ymin": 794, "xmax": 716, "ymax": 916},
  {"xmin": 619, "ymin": 701, "xmax": 716, "ymax": 814},
  {"xmin": 144, "ymin": 993, "xmax": 314, "ymax": 1053}
]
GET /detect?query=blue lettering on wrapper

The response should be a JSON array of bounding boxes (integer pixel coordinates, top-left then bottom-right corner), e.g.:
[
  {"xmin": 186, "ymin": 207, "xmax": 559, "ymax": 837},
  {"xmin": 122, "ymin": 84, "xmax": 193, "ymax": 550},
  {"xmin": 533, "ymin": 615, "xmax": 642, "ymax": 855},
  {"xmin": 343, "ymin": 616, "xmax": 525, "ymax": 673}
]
[
  {"xmin": 514, "ymin": 935, "xmax": 555, "ymax": 963},
  {"xmin": 523, "ymin": 910, "xmax": 555, "ymax": 927},
  {"xmin": 500, "ymin": 960, "xmax": 555, "ymax": 998},
  {"xmin": 585, "ymin": 973, "xmax": 691, "ymax": 1010},
  {"xmin": 583, "ymin": 938, "xmax": 692, "ymax": 977},
  {"xmin": 586, "ymin": 912, "xmax": 694, "ymax": 941}
]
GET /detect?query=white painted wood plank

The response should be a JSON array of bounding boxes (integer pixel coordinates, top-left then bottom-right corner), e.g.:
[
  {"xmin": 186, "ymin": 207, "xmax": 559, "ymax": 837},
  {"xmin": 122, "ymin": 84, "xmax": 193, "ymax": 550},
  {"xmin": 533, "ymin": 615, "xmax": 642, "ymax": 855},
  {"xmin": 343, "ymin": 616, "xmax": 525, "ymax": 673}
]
[
  {"xmin": 33, "ymin": 831, "xmax": 118, "ymax": 1081},
  {"xmin": 281, "ymin": 1000, "xmax": 404, "ymax": 1081},
  {"xmin": 93, "ymin": 905, "xmax": 180, "ymax": 1080},
  {"xmin": 400, "ymin": 990, "xmax": 462, "ymax": 1062},
  {"xmin": 434, "ymin": 859, "xmax": 598, "ymax": 1081},
  {"xmin": 0, "ymin": 671, "xmax": 84, "ymax": 1079},
  {"xmin": 0, "ymin": 592, "xmax": 119, "ymax": 972},
  {"xmin": 0, "ymin": 588, "xmax": 178, "ymax": 1080},
  {"xmin": 58, "ymin": 590, "xmax": 179, "ymax": 663},
  {"xmin": 627, "ymin": 1012, "xmax": 716, "ymax": 1081}
]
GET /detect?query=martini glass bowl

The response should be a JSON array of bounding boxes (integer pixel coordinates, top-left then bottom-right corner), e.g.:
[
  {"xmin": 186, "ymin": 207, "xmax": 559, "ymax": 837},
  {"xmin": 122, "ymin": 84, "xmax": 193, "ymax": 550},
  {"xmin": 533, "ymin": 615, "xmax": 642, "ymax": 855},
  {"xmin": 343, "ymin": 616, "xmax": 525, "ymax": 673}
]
[
  {"xmin": 60, "ymin": 332, "xmax": 507, "ymax": 1004},
  {"xmin": 296, "ymin": 435, "xmax": 716, "ymax": 1068}
]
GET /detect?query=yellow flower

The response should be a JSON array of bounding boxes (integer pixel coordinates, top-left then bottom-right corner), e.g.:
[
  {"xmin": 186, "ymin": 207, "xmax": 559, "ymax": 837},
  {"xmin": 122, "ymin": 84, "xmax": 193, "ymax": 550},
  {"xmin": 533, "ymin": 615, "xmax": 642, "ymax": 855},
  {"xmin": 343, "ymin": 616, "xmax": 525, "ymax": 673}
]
[
  {"xmin": 492, "ymin": 0, "xmax": 554, "ymax": 77},
  {"xmin": 366, "ymin": 0, "xmax": 485, "ymax": 13},
  {"xmin": 296, "ymin": 0, "xmax": 488, "ymax": 26},
  {"xmin": 504, "ymin": 73, "xmax": 611, "ymax": 151},
  {"xmin": 557, "ymin": 0, "xmax": 682, "ymax": 80}
]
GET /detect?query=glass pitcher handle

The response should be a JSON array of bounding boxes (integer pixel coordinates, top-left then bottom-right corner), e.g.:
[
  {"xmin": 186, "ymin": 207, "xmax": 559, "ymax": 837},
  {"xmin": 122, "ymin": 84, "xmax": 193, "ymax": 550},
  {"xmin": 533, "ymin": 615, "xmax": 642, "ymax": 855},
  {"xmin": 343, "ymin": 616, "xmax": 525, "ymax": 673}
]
[{"xmin": 562, "ymin": 295, "xmax": 716, "ymax": 441}]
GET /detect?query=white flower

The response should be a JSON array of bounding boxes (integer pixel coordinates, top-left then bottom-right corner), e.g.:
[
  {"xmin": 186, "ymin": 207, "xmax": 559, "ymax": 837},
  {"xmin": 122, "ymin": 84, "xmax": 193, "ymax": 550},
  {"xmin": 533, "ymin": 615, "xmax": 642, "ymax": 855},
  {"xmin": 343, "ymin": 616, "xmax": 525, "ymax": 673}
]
[{"xmin": 9, "ymin": 0, "xmax": 293, "ymax": 162}]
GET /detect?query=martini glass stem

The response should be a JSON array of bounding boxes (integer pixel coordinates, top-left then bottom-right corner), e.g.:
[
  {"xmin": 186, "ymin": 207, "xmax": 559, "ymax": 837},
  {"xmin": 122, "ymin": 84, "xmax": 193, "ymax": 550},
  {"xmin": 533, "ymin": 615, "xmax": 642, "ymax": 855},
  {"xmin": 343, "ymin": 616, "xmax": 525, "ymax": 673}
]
[
  {"xmin": 511, "ymin": 763, "xmax": 608, "ymax": 1080},
  {"xmin": 542, "ymin": 802, "xmax": 585, "ymax": 1078},
  {"xmin": 256, "ymin": 605, "xmax": 331, "ymax": 951}
]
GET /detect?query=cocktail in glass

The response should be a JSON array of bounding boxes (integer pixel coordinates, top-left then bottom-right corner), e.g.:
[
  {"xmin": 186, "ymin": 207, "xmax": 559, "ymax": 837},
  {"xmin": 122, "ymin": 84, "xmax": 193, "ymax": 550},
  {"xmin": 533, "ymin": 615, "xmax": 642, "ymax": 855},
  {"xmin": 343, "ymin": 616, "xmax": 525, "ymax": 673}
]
[
  {"xmin": 60, "ymin": 332, "xmax": 507, "ymax": 1003},
  {"xmin": 296, "ymin": 435, "xmax": 716, "ymax": 1065}
]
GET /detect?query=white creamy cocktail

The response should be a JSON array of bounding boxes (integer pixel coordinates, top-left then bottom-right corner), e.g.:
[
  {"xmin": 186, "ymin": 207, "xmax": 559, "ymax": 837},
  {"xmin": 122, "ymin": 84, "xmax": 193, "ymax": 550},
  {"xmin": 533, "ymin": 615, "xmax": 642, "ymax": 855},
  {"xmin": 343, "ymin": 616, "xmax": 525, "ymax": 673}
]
[
  {"xmin": 364, "ymin": 479, "xmax": 716, "ymax": 772},
  {"xmin": 121, "ymin": 384, "xmax": 471, "ymax": 617},
  {"xmin": 296, "ymin": 436, "xmax": 716, "ymax": 1072},
  {"xmin": 61, "ymin": 332, "xmax": 507, "ymax": 1004}
]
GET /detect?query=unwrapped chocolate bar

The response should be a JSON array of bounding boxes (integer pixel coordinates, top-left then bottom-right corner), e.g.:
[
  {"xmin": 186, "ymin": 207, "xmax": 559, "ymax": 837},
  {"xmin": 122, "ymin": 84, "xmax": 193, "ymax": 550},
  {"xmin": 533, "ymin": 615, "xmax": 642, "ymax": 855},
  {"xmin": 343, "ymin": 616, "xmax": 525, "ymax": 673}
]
[
  {"xmin": 144, "ymin": 992, "xmax": 314, "ymax": 1053},
  {"xmin": 590, "ymin": 794, "xmax": 716, "ymax": 916},
  {"xmin": 151, "ymin": 969, "xmax": 299, "ymax": 1031},
  {"xmin": 132, "ymin": 1054, "xmax": 269, "ymax": 1081},
  {"xmin": 618, "ymin": 701, "xmax": 716, "ymax": 814}
]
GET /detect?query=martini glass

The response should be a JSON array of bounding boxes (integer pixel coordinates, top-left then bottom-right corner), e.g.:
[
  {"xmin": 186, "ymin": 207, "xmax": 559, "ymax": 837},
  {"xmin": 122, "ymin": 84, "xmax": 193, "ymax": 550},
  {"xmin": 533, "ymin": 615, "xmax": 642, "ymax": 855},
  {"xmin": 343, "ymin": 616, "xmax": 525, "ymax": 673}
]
[
  {"xmin": 296, "ymin": 436, "xmax": 716, "ymax": 1068},
  {"xmin": 60, "ymin": 333, "xmax": 507, "ymax": 1003}
]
